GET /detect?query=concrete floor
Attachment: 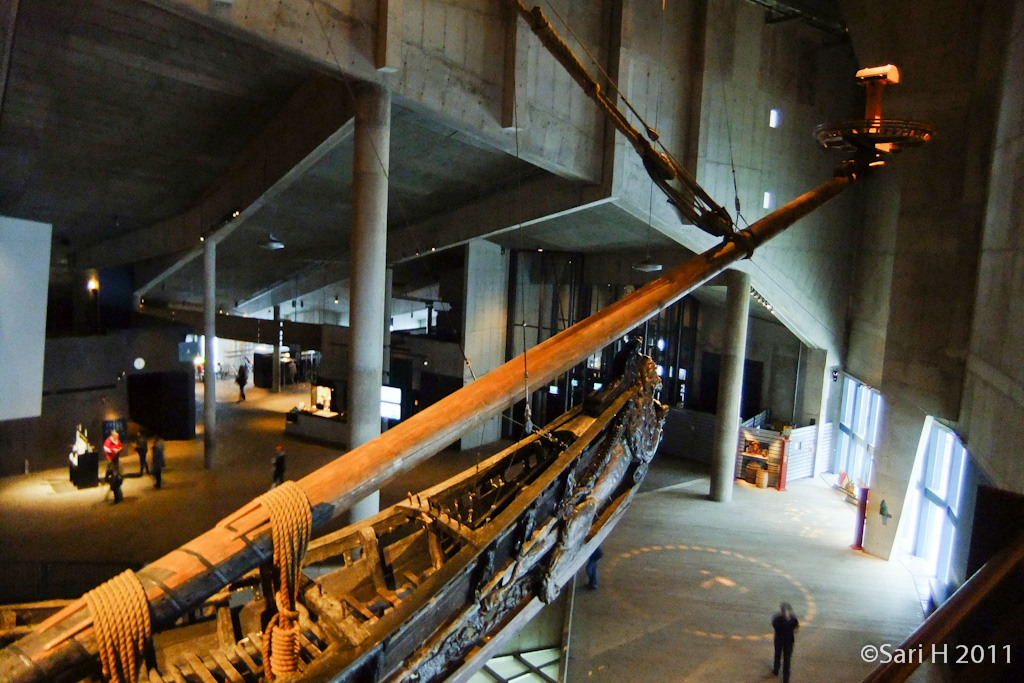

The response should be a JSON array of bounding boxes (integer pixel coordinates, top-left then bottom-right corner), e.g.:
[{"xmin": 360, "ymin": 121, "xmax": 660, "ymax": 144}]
[
  {"xmin": 568, "ymin": 463, "xmax": 942, "ymax": 682},
  {"xmin": 0, "ymin": 380, "xmax": 502, "ymax": 602},
  {"xmin": 0, "ymin": 382, "xmax": 940, "ymax": 681}
]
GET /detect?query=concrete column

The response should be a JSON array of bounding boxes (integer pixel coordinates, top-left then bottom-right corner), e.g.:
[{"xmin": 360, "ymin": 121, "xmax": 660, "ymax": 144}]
[
  {"xmin": 382, "ymin": 267, "xmax": 392, "ymax": 434},
  {"xmin": 272, "ymin": 304, "xmax": 281, "ymax": 393},
  {"xmin": 461, "ymin": 240, "xmax": 510, "ymax": 449},
  {"xmin": 203, "ymin": 238, "xmax": 216, "ymax": 470},
  {"xmin": 347, "ymin": 82, "xmax": 390, "ymax": 522},
  {"xmin": 710, "ymin": 269, "xmax": 750, "ymax": 502},
  {"xmin": 383, "ymin": 267, "xmax": 393, "ymax": 386}
]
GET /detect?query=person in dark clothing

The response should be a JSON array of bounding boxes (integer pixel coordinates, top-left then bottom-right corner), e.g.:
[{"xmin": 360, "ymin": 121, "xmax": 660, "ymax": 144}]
[
  {"xmin": 585, "ymin": 546, "xmax": 604, "ymax": 589},
  {"xmin": 272, "ymin": 446, "xmax": 286, "ymax": 488},
  {"xmin": 108, "ymin": 461, "xmax": 124, "ymax": 504},
  {"xmin": 151, "ymin": 436, "xmax": 165, "ymax": 489},
  {"xmin": 772, "ymin": 602, "xmax": 799, "ymax": 682},
  {"xmin": 136, "ymin": 433, "xmax": 149, "ymax": 475},
  {"xmin": 236, "ymin": 362, "xmax": 249, "ymax": 401}
]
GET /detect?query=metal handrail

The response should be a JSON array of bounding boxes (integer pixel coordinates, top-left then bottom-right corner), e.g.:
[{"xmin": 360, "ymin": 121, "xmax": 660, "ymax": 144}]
[{"xmin": 861, "ymin": 530, "xmax": 1024, "ymax": 682}]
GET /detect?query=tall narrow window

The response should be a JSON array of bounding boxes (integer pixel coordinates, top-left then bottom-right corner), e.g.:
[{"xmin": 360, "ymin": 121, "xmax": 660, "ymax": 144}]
[
  {"xmin": 769, "ymin": 108, "xmax": 780, "ymax": 128},
  {"xmin": 833, "ymin": 375, "xmax": 881, "ymax": 486},
  {"xmin": 763, "ymin": 192, "xmax": 772, "ymax": 209},
  {"xmin": 905, "ymin": 419, "xmax": 970, "ymax": 590}
]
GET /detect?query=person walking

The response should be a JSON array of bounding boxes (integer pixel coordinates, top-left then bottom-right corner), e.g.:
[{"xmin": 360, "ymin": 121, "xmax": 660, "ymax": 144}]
[
  {"xmin": 151, "ymin": 435, "xmax": 165, "ymax": 489},
  {"xmin": 772, "ymin": 602, "xmax": 799, "ymax": 682},
  {"xmin": 236, "ymin": 361, "xmax": 249, "ymax": 401},
  {"xmin": 135, "ymin": 432, "xmax": 149, "ymax": 475},
  {"xmin": 272, "ymin": 445, "xmax": 286, "ymax": 488},
  {"xmin": 103, "ymin": 429, "xmax": 123, "ymax": 481}
]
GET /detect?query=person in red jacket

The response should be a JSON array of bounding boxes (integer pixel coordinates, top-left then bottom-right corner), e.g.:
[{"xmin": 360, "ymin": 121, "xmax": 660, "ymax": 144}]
[{"xmin": 103, "ymin": 429, "xmax": 123, "ymax": 480}]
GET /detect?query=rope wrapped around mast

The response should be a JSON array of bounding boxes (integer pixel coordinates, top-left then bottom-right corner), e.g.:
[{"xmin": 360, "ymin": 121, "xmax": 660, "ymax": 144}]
[
  {"xmin": 84, "ymin": 570, "xmax": 152, "ymax": 683},
  {"xmin": 259, "ymin": 481, "xmax": 312, "ymax": 680}
]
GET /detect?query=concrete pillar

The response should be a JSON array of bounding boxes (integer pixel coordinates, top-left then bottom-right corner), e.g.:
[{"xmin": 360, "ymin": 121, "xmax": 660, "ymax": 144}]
[
  {"xmin": 347, "ymin": 83, "xmax": 390, "ymax": 523},
  {"xmin": 382, "ymin": 268, "xmax": 393, "ymax": 434},
  {"xmin": 272, "ymin": 305, "xmax": 281, "ymax": 393},
  {"xmin": 383, "ymin": 267, "xmax": 393, "ymax": 386},
  {"xmin": 710, "ymin": 269, "xmax": 750, "ymax": 502},
  {"xmin": 203, "ymin": 238, "xmax": 216, "ymax": 470},
  {"xmin": 461, "ymin": 240, "xmax": 510, "ymax": 449}
]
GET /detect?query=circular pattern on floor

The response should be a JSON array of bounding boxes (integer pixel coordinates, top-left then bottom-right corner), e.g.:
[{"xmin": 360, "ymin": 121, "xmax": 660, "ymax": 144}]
[{"xmin": 605, "ymin": 544, "xmax": 816, "ymax": 641}]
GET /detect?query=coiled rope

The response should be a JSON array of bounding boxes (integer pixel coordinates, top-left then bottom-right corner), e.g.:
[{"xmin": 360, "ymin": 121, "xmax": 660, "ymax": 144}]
[
  {"xmin": 259, "ymin": 481, "xmax": 312, "ymax": 681},
  {"xmin": 84, "ymin": 569, "xmax": 151, "ymax": 683}
]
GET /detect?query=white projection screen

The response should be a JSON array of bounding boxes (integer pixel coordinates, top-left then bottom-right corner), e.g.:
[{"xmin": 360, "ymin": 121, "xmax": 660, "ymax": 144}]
[{"xmin": 0, "ymin": 216, "xmax": 52, "ymax": 420}]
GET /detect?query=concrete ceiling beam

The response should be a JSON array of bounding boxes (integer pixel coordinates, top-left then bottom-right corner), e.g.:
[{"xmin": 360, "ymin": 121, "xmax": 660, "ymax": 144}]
[
  {"xmin": 386, "ymin": 175, "xmax": 609, "ymax": 264},
  {"xmin": 78, "ymin": 74, "xmax": 354, "ymax": 271},
  {"xmin": 237, "ymin": 261, "xmax": 353, "ymax": 315}
]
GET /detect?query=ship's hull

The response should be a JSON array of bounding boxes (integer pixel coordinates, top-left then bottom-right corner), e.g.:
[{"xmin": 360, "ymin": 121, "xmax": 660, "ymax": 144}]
[{"xmin": 129, "ymin": 350, "xmax": 664, "ymax": 683}]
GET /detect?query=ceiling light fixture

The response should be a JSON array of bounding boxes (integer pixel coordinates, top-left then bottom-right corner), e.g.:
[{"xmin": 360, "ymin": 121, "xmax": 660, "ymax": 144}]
[
  {"xmin": 261, "ymin": 233, "xmax": 285, "ymax": 250},
  {"xmin": 633, "ymin": 255, "xmax": 662, "ymax": 272},
  {"xmin": 636, "ymin": 197, "xmax": 663, "ymax": 272}
]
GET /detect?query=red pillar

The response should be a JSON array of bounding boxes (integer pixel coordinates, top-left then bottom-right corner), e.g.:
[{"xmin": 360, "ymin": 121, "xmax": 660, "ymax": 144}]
[
  {"xmin": 852, "ymin": 486, "xmax": 869, "ymax": 550},
  {"xmin": 776, "ymin": 439, "xmax": 789, "ymax": 491}
]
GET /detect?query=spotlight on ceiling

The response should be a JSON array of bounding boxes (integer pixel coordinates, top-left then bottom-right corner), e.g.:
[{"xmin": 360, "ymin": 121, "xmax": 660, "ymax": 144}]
[
  {"xmin": 260, "ymin": 233, "xmax": 285, "ymax": 250},
  {"xmin": 632, "ymin": 256, "xmax": 662, "ymax": 272}
]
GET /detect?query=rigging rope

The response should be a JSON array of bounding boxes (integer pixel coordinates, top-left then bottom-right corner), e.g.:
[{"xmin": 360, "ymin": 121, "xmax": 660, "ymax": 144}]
[
  {"xmin": 259, "ymin": 481, "xmax": 312, "ymax": 681},
  {"xmin": 543, "ymin": 1, "xmax": 658, "ymax": 142},
  {"xmin": 84, "ymin": 570, "xmax": 152, "ymax": 683}
]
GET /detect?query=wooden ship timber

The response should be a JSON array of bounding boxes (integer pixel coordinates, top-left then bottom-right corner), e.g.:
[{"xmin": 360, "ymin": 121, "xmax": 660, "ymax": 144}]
[
  {"xmin": 0, "ymin": 4, "xmax": 934, "ymax": 681},
  {"xmin": 158, "ymin": 347, "xmax": 665, "ymax": 683},
  {"xmin": 2, "ymin": 347, "xmax": 664, "ymax": 683}
]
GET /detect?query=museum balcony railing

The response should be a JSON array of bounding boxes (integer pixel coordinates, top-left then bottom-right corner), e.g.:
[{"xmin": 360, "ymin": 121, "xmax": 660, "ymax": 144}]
[{"xmin": 860, "ymin": 530, "xmax": 1024, "ymax": 682}]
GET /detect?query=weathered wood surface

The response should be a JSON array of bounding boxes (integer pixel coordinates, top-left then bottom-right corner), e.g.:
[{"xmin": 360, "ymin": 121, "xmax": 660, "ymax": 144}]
[{"xmin": 0, "ymin": 173, "xmax": 855, "ymax": 683}]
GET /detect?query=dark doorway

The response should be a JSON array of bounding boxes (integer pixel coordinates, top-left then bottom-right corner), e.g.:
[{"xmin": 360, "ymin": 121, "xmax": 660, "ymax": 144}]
[{"xmin": 698, "ymin": 352, "xmax": 764, "ymax": 419}]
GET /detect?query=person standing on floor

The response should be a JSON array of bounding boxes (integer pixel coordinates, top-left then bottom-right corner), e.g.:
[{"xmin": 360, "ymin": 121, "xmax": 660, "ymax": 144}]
[
  {"xmin": 585, "ymin": 546, "xmax": 604, "ymax": 589},
  {"xmin": 772, "ymin": 602, "xmax": 799, "ymax": 682},
  {"xmin": 135, "ymin": 432, "xmax": 149, "ymax": 475},
  {"xmin": 103, "ymin": 429, "xmax": 123, "ymax": 480},
  {"xmin": 272, "ymin": 445, "xmax": 286, "ymax": 488},
  {"xmin": 151, "ymin": 435, "xmax": 165, "ymax": 489},
  {"xmin": 236, "ymin": 361, "xmax": 249, "ymax": 402},
  {"xmin": 108, "ymin": 464, "xmax": 124, "ymax": 504}
]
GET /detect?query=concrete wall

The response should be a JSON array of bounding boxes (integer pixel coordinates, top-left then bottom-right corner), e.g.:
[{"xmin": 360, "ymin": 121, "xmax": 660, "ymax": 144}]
[
  {"xmin": 155, "ymin": 0, "xmax": 607, "ymax": 182},
  {"xmin": 839, "ymin": 0, "xmax": 1017, "ymax": 559},
  {"xmin": 0, "ymin": 328, "xmax": 190, "ymax": 475},
  {"xmin": 461, "ymin": 240, "xmax": 509, "ymax": 448},
  {"xmin": 610, "ymin": 0, "xmax": 705, "ymax": 208},
  {"xmin": 694, "ymin": 298, "xmax": 805, "ymax": 423},
  {"xmin": 958, "ymin": 0, "xmax": 1024, "ymax": 495},
  {"xmin": 710, "ymin": 3, "xmax": 858, "ymax": 359}
]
